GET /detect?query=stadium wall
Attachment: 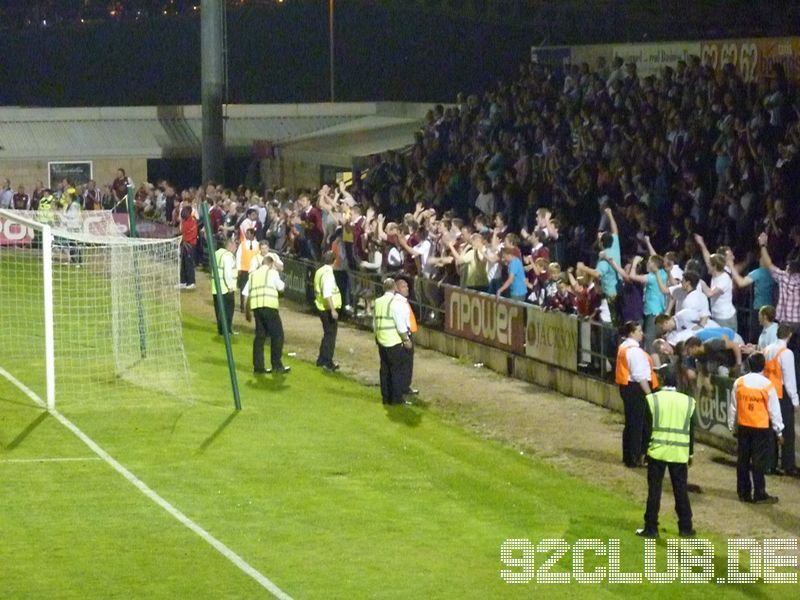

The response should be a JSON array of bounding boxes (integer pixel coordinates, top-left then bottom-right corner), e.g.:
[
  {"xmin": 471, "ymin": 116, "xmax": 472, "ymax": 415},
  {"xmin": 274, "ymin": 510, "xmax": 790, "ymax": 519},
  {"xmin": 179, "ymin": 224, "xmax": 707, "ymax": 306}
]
[{"xmin": 413, "ymin": 325, "xmax": 736, "ymax": 455}]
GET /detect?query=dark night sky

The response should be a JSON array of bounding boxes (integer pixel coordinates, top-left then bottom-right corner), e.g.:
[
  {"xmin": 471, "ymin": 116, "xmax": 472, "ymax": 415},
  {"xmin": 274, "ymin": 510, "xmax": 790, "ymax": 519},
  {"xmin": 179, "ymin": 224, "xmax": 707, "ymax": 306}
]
[{"xmin": 1, "ymin": 0, "xmax": 799, "ymax": 107}]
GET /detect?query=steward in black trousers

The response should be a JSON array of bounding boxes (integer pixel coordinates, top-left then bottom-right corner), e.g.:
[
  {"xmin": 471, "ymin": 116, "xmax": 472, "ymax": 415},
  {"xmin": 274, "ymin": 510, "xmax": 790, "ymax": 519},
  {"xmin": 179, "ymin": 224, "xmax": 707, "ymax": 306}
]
[{"xmin": 638, "ymin": 388, "xmax": 695, "ymax": 538}]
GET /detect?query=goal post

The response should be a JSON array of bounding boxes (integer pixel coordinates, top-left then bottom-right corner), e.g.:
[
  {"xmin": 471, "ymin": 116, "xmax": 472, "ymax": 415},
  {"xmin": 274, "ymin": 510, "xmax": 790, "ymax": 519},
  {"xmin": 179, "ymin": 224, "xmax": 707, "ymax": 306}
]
[{"xmin": 0, "ymin": 209, "xmax": 191, "ymax": 410}]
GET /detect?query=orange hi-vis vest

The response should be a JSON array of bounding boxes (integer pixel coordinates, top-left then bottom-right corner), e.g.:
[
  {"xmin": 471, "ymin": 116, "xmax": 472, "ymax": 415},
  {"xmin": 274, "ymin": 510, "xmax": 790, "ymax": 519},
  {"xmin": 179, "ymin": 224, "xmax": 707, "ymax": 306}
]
[
  {"xmin": 763, "ymin": 346, "xmax": 787, "ymax": 399},
  {"xmin": 734, "ymin": 378, "xmax": 774, "ymax": 428},
  {"xmin": 408, "ymin": 304, "xmax": 418, "ymax": 334},
  {"xmin": 238, "ymin": 240, "xmax": 259, "ymax": 272},
  {"xmin": 615, "ymin": 342, "xmax": 659, "ymax": 388}
]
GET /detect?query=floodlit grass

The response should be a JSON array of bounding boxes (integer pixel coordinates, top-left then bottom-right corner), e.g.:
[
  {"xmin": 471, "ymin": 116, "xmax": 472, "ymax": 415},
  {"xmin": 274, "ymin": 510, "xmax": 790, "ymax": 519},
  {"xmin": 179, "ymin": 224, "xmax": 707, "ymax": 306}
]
[{"xmin": 1, "ymin": 308, "xmax": 798, "ymax": 596}]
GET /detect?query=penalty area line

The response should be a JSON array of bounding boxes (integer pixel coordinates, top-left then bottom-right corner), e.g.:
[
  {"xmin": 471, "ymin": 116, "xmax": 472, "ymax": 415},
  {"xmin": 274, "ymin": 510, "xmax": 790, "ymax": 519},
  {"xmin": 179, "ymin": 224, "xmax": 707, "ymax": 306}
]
[{"xmin": 0, "ymin": 366, "xmax": 292, "ymax": 600}]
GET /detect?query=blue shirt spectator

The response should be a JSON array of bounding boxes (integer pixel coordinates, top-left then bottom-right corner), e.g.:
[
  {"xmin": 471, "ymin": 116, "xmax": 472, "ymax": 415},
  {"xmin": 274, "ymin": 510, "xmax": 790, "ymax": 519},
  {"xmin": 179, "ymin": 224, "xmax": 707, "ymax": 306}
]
[
  {"xmin": 747, "ymin": 267, "xmax": 775, "ymax": 309},
  {"xmin": 643, "ymin": 269, "xmax": 668, "ymax": 316},
  {"xmin": 695, "ymin": 327, "xmax": 736, "ymax": 342},
  {"xmin": 508, "ymin": 256, "xmax": 527, "ymax": 298}
]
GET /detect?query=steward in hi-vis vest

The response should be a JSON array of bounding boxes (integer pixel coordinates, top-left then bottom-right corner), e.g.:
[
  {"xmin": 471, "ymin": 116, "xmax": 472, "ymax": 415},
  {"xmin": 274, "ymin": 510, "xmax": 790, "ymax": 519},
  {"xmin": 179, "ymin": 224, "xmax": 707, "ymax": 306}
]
[
  {"xmin": 636, "ymin": 388, "xmax": 695, "ymax": 539},
  {"xmin": 245, "ymin": 255, "xmax": 290, "ymax": 375},
  {"xmin": 313, "ymin": 251, "xmax": 342, "ymax": 371},
  {"xmin": 616, "ymin": 321, "xmax": 659, "ymax": 468},
  {"xmin": 728, "ymin": 353, "xmax": 784, "ymax": 504},
  {"xmin": 373, "ymin": 278, "xmax": 412, "ymax": 406},
  {"xmin": 211, "ymin": 237, "xmax": 238, "ymax": 336}
]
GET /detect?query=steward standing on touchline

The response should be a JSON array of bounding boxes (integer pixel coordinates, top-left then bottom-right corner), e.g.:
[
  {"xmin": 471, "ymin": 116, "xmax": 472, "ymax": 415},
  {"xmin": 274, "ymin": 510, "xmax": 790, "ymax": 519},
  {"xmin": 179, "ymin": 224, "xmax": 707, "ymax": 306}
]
[
  {"xmin": 728, "ymin": 353, "xmax": 784, "ymax": 504},
  {"xmin": 616, "ymin": 320, "xmax": 659, "ymax": 468},
  {"xmin": 374, "ymin": 278, "xmax": 413, "ymax": 405},
  {"xmin": 763, "ymin": 324, "xmax": 798, "ymax": 476},
  {"xmin": 314, "ymin": 251, "xmax": 342, "ymax": 371},
  {"xmin": 636, "ymin": 386, "xmax": 695, "ymax": 539},
  {"xmin": 211, "ymin": 236, "xmax": 238, "ymax": 336},
  {"xmin": 244, "ymin": 255, "xmax": 290, "ymax": 375}
]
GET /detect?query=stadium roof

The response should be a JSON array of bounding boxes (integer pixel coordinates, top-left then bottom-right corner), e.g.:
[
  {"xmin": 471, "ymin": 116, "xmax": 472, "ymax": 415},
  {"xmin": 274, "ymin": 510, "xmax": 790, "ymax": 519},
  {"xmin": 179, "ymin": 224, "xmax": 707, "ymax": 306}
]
[{"xmin": 0, "ymin": 103, "xmax": 430, "ymax": 166}]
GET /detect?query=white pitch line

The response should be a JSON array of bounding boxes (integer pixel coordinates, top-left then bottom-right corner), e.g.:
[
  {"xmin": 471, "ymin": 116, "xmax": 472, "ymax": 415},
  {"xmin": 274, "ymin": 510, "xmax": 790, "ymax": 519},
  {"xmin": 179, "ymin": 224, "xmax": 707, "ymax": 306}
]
[
  {"xmin": 0, "ymin": 457, "xmax": 100, "ymax": 463},
  {"xmin": 0, "ymin": 366, "xmax": 292, "ymax": 600}
]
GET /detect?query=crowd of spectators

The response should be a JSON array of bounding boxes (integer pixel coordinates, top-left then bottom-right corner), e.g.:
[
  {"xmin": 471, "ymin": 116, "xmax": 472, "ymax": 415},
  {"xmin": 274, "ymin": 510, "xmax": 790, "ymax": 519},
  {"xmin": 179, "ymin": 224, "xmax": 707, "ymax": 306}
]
[{"xmin": 3, "ymin": 53, "xmax": 799, "ymax": 381}]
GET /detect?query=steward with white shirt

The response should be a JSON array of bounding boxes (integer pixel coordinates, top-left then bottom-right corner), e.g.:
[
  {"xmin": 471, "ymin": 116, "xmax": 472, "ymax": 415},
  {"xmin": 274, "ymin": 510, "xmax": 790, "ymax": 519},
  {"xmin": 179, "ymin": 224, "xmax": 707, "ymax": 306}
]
[
  {"xmin": 616, "ymin": 321, "xmax": 659, "ymax": 467},
  {"xmin": 373, "ymin": 278, "xmax": 412, "ymax": 405},
  {"xmin": 728, "ymin": 353, "xmax": 784, "ymax": 503},
  {"xmin": 763, "ymin": 325, "xmax": 798, "ymax": 475},
  {"xmin": 395, "ymin": 276, "xmax": 419, "ymax": 396},
  {"xmin": 244, "ymin": 255, "xmax": 290, "ymax": 375}
]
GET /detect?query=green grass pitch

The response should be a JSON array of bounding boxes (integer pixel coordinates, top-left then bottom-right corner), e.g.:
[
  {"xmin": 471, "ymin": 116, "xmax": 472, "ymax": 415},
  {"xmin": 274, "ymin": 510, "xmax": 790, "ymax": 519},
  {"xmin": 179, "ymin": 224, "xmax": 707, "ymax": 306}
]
[{"xmin": 0, "ymin": 271, "xmax": 796, "ymax": 596}]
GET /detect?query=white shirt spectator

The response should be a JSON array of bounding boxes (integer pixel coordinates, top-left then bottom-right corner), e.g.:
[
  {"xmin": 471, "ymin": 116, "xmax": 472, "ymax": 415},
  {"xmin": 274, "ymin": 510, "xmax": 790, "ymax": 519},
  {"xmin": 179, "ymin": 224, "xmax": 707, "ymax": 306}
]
[
  {"xmin": 414, "ymin": 238, "xmax": 433, "ymax": 277},
  {"xmin": 249, "ymin": 251, "xmax": 283, "ymax": 273},
  {"xmin": 669, "ymin": 284, "xmax": 687, "ymax": 313},
  {"xmin": 682, "ymin": 286, "xmax": 710, "ymax": 318},
  {"xmin": 0, "ymin": 186, "xmax": 13, "ymax": 209},
  {"xmin": 474, "ymin": 191, "xmax": 496, "ymax": 217},
  {"xmin": 710, "ymin": 272, "xmax": 736, "ymax": 320},
  {"xmin": 360, "ymin": 249, "xmax": 383, "ymax": 272},
  {"xmin": 758, "ymin": 322, "xmax": 779, "ymax": 350},
  {"xmin": 670, "ymin": 264, "xmax": 684, "ymax": 282},
  {"xmin": 387, "ymin": 246, "xmax": 404, "ymax": 268}
]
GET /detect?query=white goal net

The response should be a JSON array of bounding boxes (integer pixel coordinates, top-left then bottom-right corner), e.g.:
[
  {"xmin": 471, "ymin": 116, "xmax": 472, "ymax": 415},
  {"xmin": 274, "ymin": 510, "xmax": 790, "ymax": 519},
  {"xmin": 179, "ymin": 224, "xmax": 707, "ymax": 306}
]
[{"xmin": 0, "ymin": 209, "xmax": 191, "ymax": 409}]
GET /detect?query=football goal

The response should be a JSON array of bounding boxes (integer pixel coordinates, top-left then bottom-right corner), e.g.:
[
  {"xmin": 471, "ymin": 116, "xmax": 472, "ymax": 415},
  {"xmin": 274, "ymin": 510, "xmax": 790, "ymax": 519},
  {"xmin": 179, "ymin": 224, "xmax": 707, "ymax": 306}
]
[{"xmin": 0, "ymin": 209, "xmax": 191, "ymax": 410}]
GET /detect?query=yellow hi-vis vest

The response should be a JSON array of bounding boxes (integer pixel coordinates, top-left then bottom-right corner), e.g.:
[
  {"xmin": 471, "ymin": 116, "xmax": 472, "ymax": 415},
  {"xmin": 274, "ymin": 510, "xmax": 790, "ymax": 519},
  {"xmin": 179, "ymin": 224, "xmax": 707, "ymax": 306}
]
[
  {"xmin": 248, "ymin": 266, "xmax": 280, "ymax": 309},
  {"xmin": 314, "ymin": 264, "xmax": 341, "ymax": 311},
  {"xmin": 211, "ymin": 248, "xmax": 234, "ymax": 295},
  {"xmin": 373, "ymin": 293, "xmax": 403, "ymax": 347},
  {"xmin": 646, "ymin": 390, "xmax": 695, "ymax": 463}
]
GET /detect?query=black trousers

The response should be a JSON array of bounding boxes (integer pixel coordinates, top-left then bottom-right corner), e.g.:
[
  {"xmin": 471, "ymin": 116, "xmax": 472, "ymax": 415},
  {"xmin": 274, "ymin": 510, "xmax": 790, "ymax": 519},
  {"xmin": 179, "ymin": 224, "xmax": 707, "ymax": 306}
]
[
  {"xmin": 333, "ymin": 269, "xmax": 350, "ymax": 309},
  {"xmin": 237, "ymin": 271, "xmax": 249, "ymax": 311},
  {"xmin": 620, "ymin": 383, "xmax": 651, "ymax": 466},
  {"xmin": 379, "ymin": 343, "xmax": 409, "ymax": 404},
  {"xmin": 316, "ymin": 310, "xmax": 338, "ymax": 367},
  {"xmin": 253, "ymin": 307, "xmax": 284, "ymax": 371},
  {"xmin": 771, "ymin": 394, "xmax": 796, "ymax": 471},
  {"xmin": 212, "ymin": 292, "xmax": 235, "ymax": 334},
  {"xmin": 180, "ymin": 243, "xmax": 196, "ymax": 285},
  {"xmin": 402, "ymin": 342, "xmax": 414, "ymax": 392},
  {"xmin": 644, "ymin": 458, "xmax": 692, "ymax": 534},
  {"xmin": 737, "ymin": 426, "xmax": 771, "ymax": 501}
]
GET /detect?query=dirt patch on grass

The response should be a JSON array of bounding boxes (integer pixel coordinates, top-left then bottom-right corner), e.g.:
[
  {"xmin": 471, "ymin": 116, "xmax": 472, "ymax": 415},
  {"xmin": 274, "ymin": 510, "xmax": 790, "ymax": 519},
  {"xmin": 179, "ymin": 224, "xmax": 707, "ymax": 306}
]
[{"xmin": 182, "ymin": 274, "xmax": 800, "ymax": 539}]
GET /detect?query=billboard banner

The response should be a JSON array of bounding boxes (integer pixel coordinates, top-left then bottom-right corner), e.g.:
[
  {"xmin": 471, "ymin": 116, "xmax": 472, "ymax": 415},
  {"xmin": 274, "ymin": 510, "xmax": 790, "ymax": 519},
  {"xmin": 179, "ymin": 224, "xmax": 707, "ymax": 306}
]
[
  {"xmin": 613, "ymin": 42, "xmax": 701, "ymax": 78},
  {"xmin": 530, "ymin": 45, "xmax": 572, "ymax": 69},
  {"xmin": 538, "ymin": 36, "xmax": 800, "ymax": 83},
  {"xmin": 282, "ymin": 256, "xmax": 313, "ymax": 305},
  {"xmin": 0, "ymin": 215, "xmax": 35, "ymax": 245},
  {"xmin": 701, "ymin": 37, "xmax": 800, "ymax": 82},
  {"xmin": 524, "ymin": 307, "xmax": 578, "ymax": 372},
  {"xmin": 444, "ymin": 287, "xmax": 526, "ymax": 354}
]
